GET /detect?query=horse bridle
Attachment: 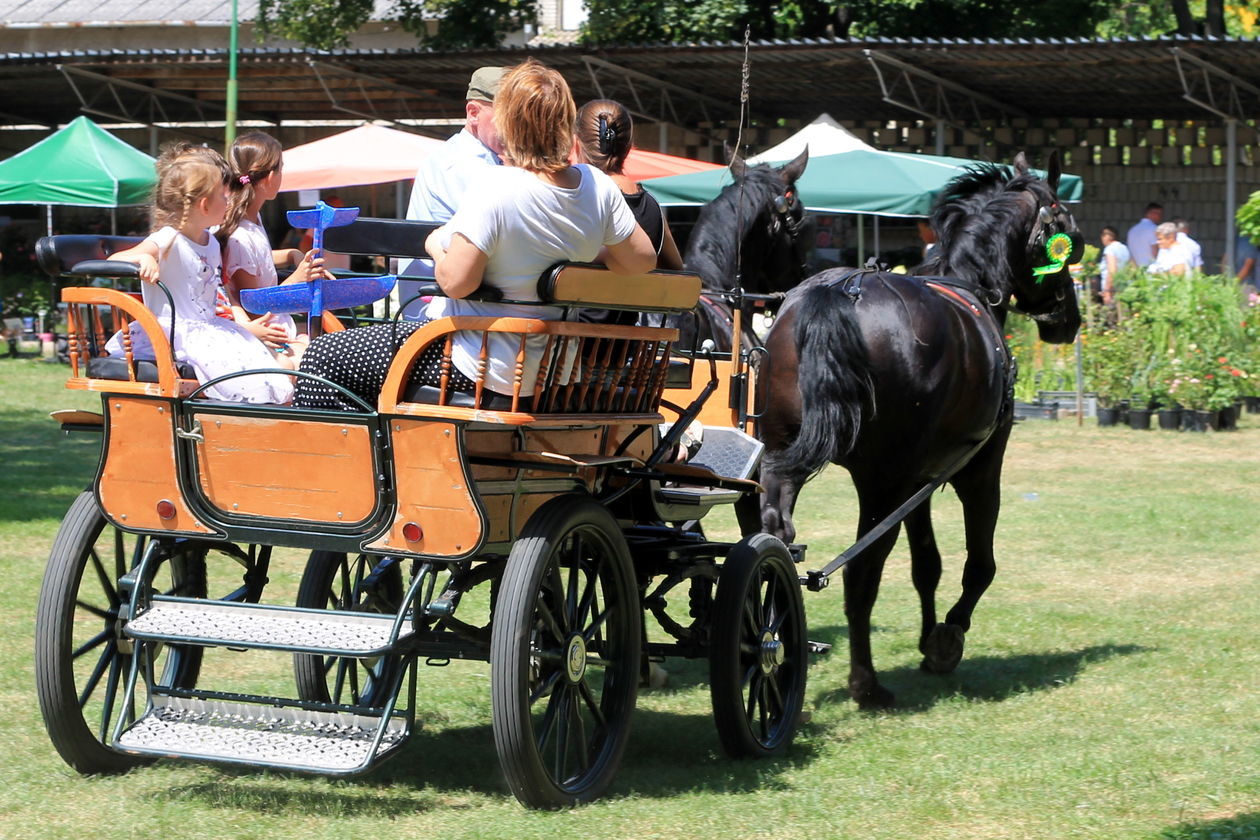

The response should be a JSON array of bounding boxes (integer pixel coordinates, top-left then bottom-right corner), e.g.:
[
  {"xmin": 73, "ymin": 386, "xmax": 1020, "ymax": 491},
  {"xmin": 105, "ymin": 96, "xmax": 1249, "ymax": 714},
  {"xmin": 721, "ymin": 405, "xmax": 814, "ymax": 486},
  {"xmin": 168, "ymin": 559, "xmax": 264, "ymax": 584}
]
[
  {"xmin": 999, "ymin": 199, "xmax": 1081, "ymax": 318},
  {"xmin": 767, "ymin": 188, "xmax": 810, "ymax": 275}
]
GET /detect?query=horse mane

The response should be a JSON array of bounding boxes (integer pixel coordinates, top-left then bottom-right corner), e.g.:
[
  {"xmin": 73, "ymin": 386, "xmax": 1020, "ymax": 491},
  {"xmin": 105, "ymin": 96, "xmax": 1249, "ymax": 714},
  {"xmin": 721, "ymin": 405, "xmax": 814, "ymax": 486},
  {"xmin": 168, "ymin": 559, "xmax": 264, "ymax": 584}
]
[
  {"xmin": 920, "ymin": 163, "xmax": 1051, "ymax": 299},
  {"xmin": 683, "ymin": 164, "xmax": 786, "ymax": 292}
]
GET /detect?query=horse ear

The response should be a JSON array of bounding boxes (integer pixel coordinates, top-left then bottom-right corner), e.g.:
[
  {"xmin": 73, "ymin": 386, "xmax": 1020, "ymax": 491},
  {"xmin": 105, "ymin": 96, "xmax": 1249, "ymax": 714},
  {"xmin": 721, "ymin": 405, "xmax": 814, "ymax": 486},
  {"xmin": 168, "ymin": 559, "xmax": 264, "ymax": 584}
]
[
  {"xmin": 1013, "ymin": 151, "xmax": 1030, "ymax": 175},
  {"xmin": 729, "ymin": 155, "xmax": 748, "ymax": 179},
  {"xmin": 1045, "ymin": 150, "xmax": 1062, "ymax": 193},
  {"xmin": 779, "ymin": 148, "xmax": 809, "ymax": 185}
]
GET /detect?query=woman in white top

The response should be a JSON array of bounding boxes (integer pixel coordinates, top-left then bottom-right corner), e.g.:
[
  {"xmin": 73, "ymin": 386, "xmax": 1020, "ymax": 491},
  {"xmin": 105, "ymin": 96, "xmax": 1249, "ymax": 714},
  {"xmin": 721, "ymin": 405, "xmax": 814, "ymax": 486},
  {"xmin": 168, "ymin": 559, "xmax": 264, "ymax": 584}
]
[
  {"xmin": 106, "ymin": 144, "xmax": 295, "ymax": 404},
  {"xmin": 294, "ymin": 60, "xmax": 655, "ymax": 410}
]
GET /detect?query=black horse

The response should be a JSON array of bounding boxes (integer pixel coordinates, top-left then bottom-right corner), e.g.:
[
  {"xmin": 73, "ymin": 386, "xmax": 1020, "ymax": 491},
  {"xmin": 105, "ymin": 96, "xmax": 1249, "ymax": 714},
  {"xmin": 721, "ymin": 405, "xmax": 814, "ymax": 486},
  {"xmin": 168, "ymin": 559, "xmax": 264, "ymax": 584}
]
[
  {"xmin": 755, "ymin": 153, "xmax": 1081, "ymax": 709},
  {"xmin": 672, "ymin": 149, "xmax": 811, "ymax": 352}
]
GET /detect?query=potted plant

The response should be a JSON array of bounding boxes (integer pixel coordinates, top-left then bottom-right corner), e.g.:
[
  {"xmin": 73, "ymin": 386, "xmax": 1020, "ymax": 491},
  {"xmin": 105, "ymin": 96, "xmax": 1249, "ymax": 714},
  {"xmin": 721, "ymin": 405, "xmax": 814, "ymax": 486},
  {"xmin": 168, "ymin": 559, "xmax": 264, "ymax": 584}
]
[{"xmin": 1084, "ymin": 327, "xmax": 1133, "ymax": 425}]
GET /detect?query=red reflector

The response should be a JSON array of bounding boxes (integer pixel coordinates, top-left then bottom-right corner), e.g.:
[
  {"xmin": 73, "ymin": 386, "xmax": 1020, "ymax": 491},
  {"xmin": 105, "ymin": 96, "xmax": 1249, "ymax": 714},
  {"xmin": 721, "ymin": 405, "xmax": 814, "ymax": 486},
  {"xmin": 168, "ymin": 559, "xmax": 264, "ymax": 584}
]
[
  {"xmin": 156, "ymin": 500, "xmax": 176, "ymax": 520},
  {"xmin": 402, "ymin": 522, "xmax": 423, "ymax": 542}
]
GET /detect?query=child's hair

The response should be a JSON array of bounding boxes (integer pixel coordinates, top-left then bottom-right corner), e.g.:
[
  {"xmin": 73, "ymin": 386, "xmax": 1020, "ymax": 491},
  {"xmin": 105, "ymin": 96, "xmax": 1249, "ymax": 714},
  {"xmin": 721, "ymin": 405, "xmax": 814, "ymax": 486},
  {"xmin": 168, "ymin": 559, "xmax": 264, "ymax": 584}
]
[
  {"xmin": 575, "ymin": 99, "xmax": 633, "ymax": 176},
  {"xmin": 219, "ymin": 131, "xmax": 284, "ymax": 239},
  {"xmin": 151, "ymin": 142, "xmax": 231, "ymax": 233}
]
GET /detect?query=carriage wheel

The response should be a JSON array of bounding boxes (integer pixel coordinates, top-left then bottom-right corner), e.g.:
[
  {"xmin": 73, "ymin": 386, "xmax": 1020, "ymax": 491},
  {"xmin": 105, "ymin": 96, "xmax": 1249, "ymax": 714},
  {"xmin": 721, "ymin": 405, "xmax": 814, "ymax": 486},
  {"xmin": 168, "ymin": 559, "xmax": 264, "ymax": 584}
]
[
  {"xmin": 490, "ymin": 496, "xmax": 641, "ymax": 809},
  {"xmin": 293, "ymin": 551, "xmax": 405, "ymax": 707},
  {"xmin": 34, "ymin": 490, "xmax": 207, "ymax": 774},
  {"xmin": 709, "ymin": 532, "xmax": 807, "ymax": 758}
]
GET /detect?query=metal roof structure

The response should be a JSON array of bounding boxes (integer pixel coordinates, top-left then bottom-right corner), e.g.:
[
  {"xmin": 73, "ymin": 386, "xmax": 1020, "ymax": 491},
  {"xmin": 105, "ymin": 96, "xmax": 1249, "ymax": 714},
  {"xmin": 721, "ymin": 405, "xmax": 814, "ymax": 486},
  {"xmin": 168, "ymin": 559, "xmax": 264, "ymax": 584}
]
[{"xmin": 2, "ymin": 36, "xmax": 1260, "ymax": 132}]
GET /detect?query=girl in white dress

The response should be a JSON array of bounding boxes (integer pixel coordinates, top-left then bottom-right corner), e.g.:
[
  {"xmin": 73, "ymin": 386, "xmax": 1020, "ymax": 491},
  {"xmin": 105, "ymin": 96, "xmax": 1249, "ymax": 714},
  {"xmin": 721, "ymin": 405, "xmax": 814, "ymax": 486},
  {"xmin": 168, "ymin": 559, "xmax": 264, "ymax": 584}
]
[
  {"xmin": 106, "ymin": 144, "xmax": 295, "ymax": 404},
  {"xmin": 219, "ymin": 131, "xmax": 322, "ymax": 362}
]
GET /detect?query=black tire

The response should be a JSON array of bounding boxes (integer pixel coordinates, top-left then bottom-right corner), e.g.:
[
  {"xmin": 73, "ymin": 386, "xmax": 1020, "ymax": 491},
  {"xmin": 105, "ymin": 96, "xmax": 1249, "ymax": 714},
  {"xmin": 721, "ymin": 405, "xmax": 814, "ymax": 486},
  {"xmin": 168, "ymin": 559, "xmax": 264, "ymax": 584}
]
[
  {"xmin": 709, "ymin": 532, "xmax": 807, "ymax": 758},
  {"xmin": 490, "ymin": 496, "xmax": 641, "ymax": 809},
  {"xmin": 34, "ymin": 491, "xmax": 206, "ymax": 774},
  {"xmin": 293, "ymin": 551, "xmax": 404, "ymax": 706}
]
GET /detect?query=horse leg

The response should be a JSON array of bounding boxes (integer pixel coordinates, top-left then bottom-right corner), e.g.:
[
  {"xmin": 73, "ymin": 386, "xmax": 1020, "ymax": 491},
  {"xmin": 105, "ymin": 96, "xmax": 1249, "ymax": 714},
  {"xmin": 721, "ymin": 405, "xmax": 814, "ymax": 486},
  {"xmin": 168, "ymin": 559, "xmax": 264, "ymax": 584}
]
[
  {"xmin": 843, "ymin": 486, "xmax": 904, "ymax": 709},
  {"xmin": 758, "ymin": 459, "xmax": 803, "ymax": 544},
  {"xmin": 930, "ymin": 432, "xmax": 1011, "ymax": 673},
  {"xmin": 902, "ymin": 499, "xmax": 950, "ymax": 671}
]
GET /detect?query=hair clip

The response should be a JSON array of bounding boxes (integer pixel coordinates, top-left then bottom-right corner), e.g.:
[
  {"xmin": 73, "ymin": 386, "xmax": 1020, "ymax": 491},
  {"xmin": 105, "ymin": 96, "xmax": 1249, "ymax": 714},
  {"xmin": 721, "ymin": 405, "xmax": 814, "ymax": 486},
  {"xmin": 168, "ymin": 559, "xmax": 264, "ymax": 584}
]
[
  {"xmin": 239, "ymin": 175, "xmax": 251, "ymax": 185},
  {"xmin": 597, "ymin": 115, "xmax": 617, "ymax": 156}
]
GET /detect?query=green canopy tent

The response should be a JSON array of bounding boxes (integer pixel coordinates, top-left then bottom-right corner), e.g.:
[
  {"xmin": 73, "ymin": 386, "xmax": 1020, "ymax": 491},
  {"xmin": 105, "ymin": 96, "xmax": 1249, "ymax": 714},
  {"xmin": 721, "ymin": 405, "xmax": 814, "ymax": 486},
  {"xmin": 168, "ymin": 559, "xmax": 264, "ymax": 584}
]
[
  {"xmin": 0, "ymin": 115, "xmax": 156, "ymax": 233},
  {"xmin": 643, "ymin": 148, "xmax": 1083, "ymax": 217}
]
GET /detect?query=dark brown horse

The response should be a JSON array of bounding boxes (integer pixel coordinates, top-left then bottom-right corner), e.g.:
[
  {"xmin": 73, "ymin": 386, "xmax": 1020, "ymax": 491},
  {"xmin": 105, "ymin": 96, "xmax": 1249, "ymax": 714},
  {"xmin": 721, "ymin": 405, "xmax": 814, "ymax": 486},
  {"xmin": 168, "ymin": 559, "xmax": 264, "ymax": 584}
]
[
  {"xmin": 755, "ymin": 153, "xmax": 1081, "ymax": 708},
  {"xmin": 670, "ymin": 150, "xmax": 811, "ymax": 352}
]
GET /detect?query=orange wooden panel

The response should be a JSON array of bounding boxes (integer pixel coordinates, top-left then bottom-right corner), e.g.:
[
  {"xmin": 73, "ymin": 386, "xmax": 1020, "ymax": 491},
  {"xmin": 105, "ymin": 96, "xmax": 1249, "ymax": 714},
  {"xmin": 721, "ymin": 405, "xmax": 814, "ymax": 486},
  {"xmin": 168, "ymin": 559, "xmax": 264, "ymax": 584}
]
[
  {"xmin": 193, "ymin": 415, "xmax": 377, "ymax": 523},
  {"xmin": 98, "ymin": 398, "xmax": 213, "ymax": 534},
  {"xmin": 366, "ymin": 419, "xmax": 484, "ymax": 557},
  {"xmin": 661, "ymin": 357, "xmax": 754, "ymax": 431}
]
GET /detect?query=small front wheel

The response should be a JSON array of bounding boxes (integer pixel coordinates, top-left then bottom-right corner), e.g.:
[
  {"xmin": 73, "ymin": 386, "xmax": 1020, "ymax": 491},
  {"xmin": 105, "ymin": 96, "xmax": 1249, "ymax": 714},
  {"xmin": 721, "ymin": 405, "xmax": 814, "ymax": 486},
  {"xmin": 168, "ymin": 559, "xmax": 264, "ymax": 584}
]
[
  {"xmin": 490, "ymin": 496, "xmax": 641, "ymax": 809},
  {"xmin": 709, "ymin": 532, "xmax": 807, "ymax": 758}
]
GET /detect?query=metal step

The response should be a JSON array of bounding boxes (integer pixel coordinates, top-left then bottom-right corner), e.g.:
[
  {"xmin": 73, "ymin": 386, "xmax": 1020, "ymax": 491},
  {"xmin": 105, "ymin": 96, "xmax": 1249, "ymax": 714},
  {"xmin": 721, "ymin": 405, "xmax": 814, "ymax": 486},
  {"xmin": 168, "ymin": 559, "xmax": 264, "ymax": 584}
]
[
  {"xmin": 115, "ymin": 697, "xmax": 408, "ymax": 774},
  {"xmin": 125, "ymin": 598, "xmax": 410, "ymax": 656}
]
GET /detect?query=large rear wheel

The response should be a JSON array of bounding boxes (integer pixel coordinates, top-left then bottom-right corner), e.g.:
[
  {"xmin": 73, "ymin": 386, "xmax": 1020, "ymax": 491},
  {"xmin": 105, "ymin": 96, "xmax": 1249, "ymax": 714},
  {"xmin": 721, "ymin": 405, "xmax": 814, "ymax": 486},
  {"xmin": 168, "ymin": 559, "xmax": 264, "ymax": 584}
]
[
  {"xmin": 293, "ymin": 551, "xmax": 405, "ymax": 706},
  {"xmin": 34, "ymin": 491, "xmax": 206, "ymax": 774},
  {"xmin": 709, "ymin": 532, "xmax": 807, "ymax": 758},
  {"xmin": 490, "ymin": 496, "xmax": 641, "ymax": 809}
]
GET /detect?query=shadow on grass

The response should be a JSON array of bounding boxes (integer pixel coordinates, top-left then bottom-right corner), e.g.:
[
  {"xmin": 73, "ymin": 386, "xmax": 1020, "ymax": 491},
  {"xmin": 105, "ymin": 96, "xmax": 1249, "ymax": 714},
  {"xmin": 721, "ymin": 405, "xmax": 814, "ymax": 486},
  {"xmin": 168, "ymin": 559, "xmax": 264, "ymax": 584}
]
[
  {"xmin": 150, "ymin": 706, "xmax": 820, "ymax": 811},
  {"xmin": 1158, "ymin": 813, "xmax": 1260, "ymax": 839},
  {"xmin": 813, "ymin": 642, "xmax": 1152, "ymax": 713},
  {"xmin": 0, "ymin": 405, "xmax": 100, "ymax": 523}
]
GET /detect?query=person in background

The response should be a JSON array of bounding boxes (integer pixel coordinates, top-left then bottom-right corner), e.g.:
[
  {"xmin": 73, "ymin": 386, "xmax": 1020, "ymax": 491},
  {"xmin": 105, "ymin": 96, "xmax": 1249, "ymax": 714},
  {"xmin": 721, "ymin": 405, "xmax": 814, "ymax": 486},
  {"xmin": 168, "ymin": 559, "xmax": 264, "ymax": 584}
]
[
  {"xmin": 1173, "ymin": 219, "xmax": 1203, "ymax": 270},
  {"xmin": 396, "ymin": 66, "xmax": 506, "ymax": 318},
  {"xmin": 1148, "ymin": 221, "xmax": 1193, "ymax": 277},
  {"xmin": 1235, "ymin": 232, "xmax": 1260, "ymax": 291},
  {"xmin": 1099, "ymin": 226, "xmax": 1130, "ymax": 305},
  {"xmin": 916, "ymin": 219, "xmax": 938, "ymax": 261},
  {"xmin": 1126, "ymin": 202, "xmax": 1163, "ymax": 268}
]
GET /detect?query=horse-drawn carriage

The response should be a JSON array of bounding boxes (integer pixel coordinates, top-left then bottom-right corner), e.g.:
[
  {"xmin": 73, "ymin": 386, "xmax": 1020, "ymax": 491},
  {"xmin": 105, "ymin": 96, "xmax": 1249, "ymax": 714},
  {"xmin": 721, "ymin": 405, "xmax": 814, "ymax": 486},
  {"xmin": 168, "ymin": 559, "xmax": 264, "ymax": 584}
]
[
  {"xmin": 32, "ymin": 153, "xmax": 1082, "ymax": 809},
  {"xmin": 32, "ymin": 218, "xmax": 807, "ymax": 809}
]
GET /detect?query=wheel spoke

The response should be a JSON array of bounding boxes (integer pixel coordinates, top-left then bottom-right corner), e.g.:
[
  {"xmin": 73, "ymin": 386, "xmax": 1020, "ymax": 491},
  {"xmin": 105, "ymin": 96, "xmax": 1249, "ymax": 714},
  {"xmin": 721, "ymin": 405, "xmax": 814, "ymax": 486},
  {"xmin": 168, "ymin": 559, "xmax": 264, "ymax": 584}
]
[
  {"xmin": 576, "ymin": 677, "xmax": 607, "ymax": 729},
  {"xmin": 535, "ymin": 593, "xmax": 566, "ymax": 643},
  {"xmin": 566, "ymin": 535, "xmax": 582, "ymax": 626},
  {"xmin": 535, "ymin": 682, "xmax": 564, "ymax": 751},
  {"xmin": 528, "ymin": 668, "xmax": 563, "ymax": 705},
  {"xmin": 98, "ymin": 651, "xmax": 124, "ymax": 742},
  {"xmin": 569, "ymin": 689, "xmax": 589, "ymax": 778},
  {"xmin": 553, "ymin": 686, "xmax": 573, "ymax": 782},
  {"xmin": 88, "ymin": 548, "xmax": 118, "ymax": 607},
  {"xmin": 73, "ymin": 599, "xmax": 113, "ymax": 622},
  {"xmin": 757, "ymin": 673, "xmax": 771, "ymax": 737},
  {"xmin": 546, "ymin": 561, "xmax": 568, "ymax": 634},
  {"xmin": 72, "ymin": 628, "xmax": 112, "ymax": 661},
  {"xmin": 741, "ymin": 597, "xmax": 759, "ymax": 638},
  {"xmin": 745, "ymin": 669, "xmax": 762, "ymax": 721},
  {"xmin": 77, "ymin": 644, "xmax": 114, "ymax": 707},
  {"xmin": 581, "ymin": 604, "xmax": 612, "ymax": 643},
  {"xmin": 575, "ymin": 556, "xmax": 601, "ymax": 626}
]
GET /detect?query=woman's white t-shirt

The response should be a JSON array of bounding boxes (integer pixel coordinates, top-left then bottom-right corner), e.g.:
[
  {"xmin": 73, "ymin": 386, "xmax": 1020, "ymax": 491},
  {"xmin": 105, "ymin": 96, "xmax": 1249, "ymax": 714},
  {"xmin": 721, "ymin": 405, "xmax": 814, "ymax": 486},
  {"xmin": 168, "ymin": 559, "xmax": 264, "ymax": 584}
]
[
  {"xmin": 224, "ymin": 218, "xmax": 298, "ymax": 338},
  {"xmin": 425, "ymin": 164, "xmax": 638, "ymax": 395}
]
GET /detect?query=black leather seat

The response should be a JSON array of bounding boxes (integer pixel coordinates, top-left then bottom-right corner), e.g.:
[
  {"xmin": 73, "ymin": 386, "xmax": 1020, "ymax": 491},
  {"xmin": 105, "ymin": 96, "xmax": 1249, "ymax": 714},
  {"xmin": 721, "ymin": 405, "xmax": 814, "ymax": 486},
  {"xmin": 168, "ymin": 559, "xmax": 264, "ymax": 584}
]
[{"xmin": 86, "ymin": 356, "xmax": 197, "ymax": 382}]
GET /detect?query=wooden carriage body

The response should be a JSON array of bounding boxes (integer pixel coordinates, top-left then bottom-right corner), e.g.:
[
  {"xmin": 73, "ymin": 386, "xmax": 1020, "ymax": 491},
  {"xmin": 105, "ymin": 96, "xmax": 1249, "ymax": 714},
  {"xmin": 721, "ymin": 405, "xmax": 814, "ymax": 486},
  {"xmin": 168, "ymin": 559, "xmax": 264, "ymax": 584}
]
[{"xmin": 35, "ymin": 222, "xmax": 803, "ymax": 811}]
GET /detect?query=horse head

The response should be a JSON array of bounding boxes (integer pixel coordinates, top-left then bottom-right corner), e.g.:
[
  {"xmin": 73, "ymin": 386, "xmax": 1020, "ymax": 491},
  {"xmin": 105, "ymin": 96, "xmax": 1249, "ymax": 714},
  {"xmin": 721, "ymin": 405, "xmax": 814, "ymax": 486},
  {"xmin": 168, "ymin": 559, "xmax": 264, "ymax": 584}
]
[
  {"xmin": 927, "ymin": 151, "xmax": 1081, "ymax": 345},
  {"xmin": 686, "ymin": 148, "xmax": 811, "ymax": 299}
]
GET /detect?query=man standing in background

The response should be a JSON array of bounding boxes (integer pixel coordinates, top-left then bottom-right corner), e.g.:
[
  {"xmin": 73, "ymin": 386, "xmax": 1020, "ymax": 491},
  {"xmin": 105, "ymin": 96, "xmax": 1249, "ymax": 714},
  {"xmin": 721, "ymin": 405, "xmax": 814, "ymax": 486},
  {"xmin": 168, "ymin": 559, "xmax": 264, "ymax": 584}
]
[{"xmin": 1126, "ymin": 202, "xmax": 1163, "ymax": 268}]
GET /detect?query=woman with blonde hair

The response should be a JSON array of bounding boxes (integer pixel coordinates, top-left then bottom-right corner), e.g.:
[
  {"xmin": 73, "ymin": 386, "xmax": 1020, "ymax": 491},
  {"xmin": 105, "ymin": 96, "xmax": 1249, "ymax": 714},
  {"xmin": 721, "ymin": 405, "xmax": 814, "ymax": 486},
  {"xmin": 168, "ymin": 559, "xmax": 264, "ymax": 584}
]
[{"xmin": 294, "ymin": 59, "xmax": 656, "ymax": 410}]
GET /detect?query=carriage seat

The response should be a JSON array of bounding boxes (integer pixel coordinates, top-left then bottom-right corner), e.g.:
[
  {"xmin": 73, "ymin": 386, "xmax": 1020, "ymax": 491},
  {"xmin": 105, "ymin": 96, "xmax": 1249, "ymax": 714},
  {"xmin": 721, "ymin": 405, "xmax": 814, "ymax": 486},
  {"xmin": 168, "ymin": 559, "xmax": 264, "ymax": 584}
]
[
  {"xmin": 86, "ymin": 356, "xmax": 197, "ymax": 383},
  {"xmin": 36, "ymin": 235, "xmax": 143, "ymax": 278}
]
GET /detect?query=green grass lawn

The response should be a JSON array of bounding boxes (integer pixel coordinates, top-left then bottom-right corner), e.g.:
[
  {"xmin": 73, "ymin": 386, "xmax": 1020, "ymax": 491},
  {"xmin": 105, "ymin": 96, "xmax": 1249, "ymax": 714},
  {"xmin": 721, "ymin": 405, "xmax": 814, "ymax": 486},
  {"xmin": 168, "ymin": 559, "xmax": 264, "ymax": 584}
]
[{"xmin": 1, "ymin": 355, "xmax": 1257, "ymax": 840}]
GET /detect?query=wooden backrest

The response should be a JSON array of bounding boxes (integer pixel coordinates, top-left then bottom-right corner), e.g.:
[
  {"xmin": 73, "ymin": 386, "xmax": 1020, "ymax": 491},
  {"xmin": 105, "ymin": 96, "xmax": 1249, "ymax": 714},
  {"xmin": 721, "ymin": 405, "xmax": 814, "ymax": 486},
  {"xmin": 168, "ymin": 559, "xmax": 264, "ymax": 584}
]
[{"xmin": 537, "ymin": 263, "xmax": 702, "ymax": 314}]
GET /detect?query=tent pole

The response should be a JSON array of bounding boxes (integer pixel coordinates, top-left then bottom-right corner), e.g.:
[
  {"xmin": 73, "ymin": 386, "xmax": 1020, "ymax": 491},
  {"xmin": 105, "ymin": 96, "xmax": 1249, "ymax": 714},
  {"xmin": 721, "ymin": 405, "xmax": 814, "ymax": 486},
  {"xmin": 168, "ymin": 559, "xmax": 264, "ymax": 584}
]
[
  {"xmin": 224, "ymin": 0, "xmax": 239, "ymax": 149},
  {"xmin": 857, "ymin": 215, "xmax": 865, "ymax": 265},
  {"xmin": 110, "ymin": 208, "xmax": 117, "ymax": 235},
  {"xmin": 1225, "ymin": 118, "xmax": 1237, "ymax": 274},
  {"xmin": 874, "ymin": 216, "xmax": 880, "ymax": 261},
  {"xmin": 46, "ymin": 204, "xmax": 52, "ymax": 236}
]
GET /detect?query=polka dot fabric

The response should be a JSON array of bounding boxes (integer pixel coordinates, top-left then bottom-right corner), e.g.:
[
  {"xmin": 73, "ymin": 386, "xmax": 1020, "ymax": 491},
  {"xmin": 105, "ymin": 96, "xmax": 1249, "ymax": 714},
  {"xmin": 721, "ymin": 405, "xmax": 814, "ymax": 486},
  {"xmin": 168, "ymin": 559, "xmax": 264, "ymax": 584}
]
[{"xmin": 293, "ymin": 320, "xmax": 476, "ymax": 411}]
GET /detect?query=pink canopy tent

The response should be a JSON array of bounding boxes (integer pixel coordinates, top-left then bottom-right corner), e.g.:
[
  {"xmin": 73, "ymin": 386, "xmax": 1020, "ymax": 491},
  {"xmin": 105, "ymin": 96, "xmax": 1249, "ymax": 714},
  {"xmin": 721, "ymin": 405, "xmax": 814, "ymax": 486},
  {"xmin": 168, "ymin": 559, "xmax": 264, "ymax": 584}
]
[
  {"xmin": 280, "ymin": 124, "xmax": 446, "ymax": 192},
  {"xmin": 280, "ymin": 124, "xmax": 722, "ymax": 193},
  {"xmin": 622, "ymin": 149, "xmax": 722, "ymax": 182}
]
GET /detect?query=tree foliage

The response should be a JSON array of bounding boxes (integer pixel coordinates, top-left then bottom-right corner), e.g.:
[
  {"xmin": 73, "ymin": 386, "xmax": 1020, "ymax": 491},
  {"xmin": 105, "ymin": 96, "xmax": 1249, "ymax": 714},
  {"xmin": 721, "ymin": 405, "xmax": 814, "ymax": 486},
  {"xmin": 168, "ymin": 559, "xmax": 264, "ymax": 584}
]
[
  {"xmin": 255, "ymin": 0, "xmax": 538, "ymax": 50},
  {"xmin": 256, "ymin": 0, "xmax": 1255, "ymax": 50}
]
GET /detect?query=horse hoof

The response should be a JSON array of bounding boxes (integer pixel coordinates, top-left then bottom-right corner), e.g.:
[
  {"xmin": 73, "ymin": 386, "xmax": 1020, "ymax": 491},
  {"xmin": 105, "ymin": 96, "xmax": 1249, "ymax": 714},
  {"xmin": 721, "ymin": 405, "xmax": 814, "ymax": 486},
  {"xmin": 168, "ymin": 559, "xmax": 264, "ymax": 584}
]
[
  {"xmin": 920, "ymin": 623, "xmax": 966, "ymax": 674},
  {"xmin": 851, "ymin": 682, "xmax": 895, "ymax": 710}
]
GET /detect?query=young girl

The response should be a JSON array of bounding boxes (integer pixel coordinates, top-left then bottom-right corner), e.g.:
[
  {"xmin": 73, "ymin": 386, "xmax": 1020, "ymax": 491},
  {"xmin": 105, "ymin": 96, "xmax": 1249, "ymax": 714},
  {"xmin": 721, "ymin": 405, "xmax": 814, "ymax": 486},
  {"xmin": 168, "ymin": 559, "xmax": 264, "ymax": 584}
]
[
  {"xmin": 218, "ymin": 131, "xmax": 321, "ymax": 359},
  {"xmin": 106, "ymin": 143, "xmax": 295, "ymax": 404}
]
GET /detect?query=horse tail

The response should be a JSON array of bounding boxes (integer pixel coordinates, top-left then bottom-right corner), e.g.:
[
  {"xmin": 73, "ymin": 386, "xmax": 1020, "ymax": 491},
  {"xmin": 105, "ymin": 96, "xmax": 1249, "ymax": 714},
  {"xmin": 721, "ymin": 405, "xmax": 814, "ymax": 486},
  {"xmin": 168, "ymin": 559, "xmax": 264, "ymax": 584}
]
[{"xmin": 777, "ymin": 281, "xmax": 872, "ymax": 481}]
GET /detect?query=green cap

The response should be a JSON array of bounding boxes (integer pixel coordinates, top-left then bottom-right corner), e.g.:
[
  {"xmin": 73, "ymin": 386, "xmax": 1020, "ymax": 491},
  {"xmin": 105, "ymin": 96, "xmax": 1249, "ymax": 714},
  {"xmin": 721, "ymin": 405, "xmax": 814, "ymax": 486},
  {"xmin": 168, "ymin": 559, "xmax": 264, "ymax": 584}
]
[{"xmin": 466, "ymin": 67, "xmax": 505, "ymax": 103}]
